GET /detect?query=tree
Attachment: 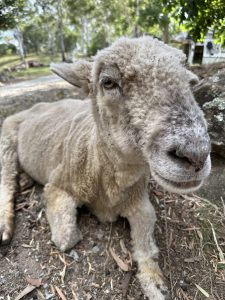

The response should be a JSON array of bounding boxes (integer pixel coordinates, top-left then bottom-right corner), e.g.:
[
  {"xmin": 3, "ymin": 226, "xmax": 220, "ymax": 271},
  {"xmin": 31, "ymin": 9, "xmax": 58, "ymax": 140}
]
[
  {"xmin": 163, "ymin": 0, "xmax": 225, "ymax": 44},
  {"xmin": 65, "ymin": 0, "xmax": 166, "ymax": 55},
  {"xmin": 23, "ymin": 22, "xmax": 48, "ymax": 54},
  {"xmin": 0, "ymin": 0, "xmax": 26, "ymax": 30}
]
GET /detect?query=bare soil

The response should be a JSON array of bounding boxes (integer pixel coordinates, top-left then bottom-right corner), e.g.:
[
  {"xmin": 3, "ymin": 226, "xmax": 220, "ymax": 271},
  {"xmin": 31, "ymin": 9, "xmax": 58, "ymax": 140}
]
[{"xmin": 0, "ymin": 179, "xmax": 224, "ymax": 300}]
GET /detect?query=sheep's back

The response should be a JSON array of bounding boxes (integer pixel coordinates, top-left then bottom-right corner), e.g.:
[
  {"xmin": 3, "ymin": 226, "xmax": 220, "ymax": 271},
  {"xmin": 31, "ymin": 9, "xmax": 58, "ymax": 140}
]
[{"xmin": 17, "ymin": 99, "xmax": 93, "ymax": 185}]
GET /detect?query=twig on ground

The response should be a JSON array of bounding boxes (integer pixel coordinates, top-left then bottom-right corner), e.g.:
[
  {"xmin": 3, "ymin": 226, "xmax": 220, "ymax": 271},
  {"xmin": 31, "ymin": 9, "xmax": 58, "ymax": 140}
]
[
  {"xmin": 121, "ymin": 271, "xmax": 133, "ymax": 297},
  {"xmin": 55, "ymin": 285, "xmax": 67, "ymax": 300},
  {"xmin": 163, "ymin": 197, "xmax": 174, "ymax": 299},
  {"xmin": 71, "ymin": 285, "xmax": 78, "ymax": 300},
  {"xmin": 106, "ymin": 222, "xmax": 113, "ymax": 249},
  {"xmin": 14, "ymin": 285, "xmax": 36, "ymax": 300},
  {"xmin": 220, "ymin": 197, "xmax": 225, "ymax": 217},
  {"xmin": 209, "ymin": 221, "xmax": 225, "ymax": 262}
]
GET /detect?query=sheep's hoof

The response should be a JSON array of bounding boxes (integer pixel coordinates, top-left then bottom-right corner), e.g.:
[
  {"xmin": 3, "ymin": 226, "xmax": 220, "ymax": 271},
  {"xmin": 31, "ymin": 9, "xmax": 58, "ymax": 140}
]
[
  {"xmin": 0, "ymin": 207, "xmax": 14, "ymax": 246},
  {"xmin": 138, "ymin": 269, "xmax": 170, "ymax": 300},
  {"xmin": 51, "ymin": 226, "xmax": 83, "ymax": 252},
  {"xmin": 0, "ymin": 229, "xmax": 12, "ymax": 245},
  {"xmin": 0, "ymin": 219, "xmax": 13, "ymax": 246}
]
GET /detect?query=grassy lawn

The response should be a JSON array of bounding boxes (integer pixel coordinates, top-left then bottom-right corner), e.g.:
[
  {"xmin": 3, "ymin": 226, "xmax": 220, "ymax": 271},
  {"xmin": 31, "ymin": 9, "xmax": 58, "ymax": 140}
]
[
  {"xmin": 0, "ymin": 53, "xmax": 61, "ymax": 82},
  {"xmin": 11, "ymin": 66, "xmax": 52, "ymax": 81}
]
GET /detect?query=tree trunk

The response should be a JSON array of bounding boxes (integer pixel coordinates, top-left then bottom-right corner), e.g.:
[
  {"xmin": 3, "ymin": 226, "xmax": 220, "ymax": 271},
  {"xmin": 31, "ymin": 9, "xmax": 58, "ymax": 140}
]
[
  {"xmin": 163, "ymin": 22, "xmax": 169, "ymax": 44},
  {"xmin": 134, "ymin": 0, "xmax": 141, "ymax": 37},
  {"xmin": 14, "ymin": 26, "xmax": 27, "ymax": 65},
  {"xmin": 57, "ymin": 0, "xmax": 66, "ymax": 62}
]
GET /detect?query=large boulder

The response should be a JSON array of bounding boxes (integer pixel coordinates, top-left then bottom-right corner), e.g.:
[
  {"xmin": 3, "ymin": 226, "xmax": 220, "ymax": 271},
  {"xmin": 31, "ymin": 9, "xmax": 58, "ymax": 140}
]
[
  {"xmin": 203, "ymin": 96, "xmax": 225, "ymax": 157},
  {"xmin": 197, "ymin": 153, "xmax": 225, "ymax": 205},
  {"xmin": 191, "ymin": 64, "xmax": 225, "ymax": 201},
  {"xmin": 192, "ymin": 66, "xmax": 225, "ymax": 158},
  {"xmin": 193, "ymin": 69, "xmax": 225, "ymax": 106}
]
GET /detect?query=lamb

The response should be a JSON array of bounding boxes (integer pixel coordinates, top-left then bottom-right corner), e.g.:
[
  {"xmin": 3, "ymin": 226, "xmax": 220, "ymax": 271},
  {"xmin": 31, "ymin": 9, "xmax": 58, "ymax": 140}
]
[{"xmin": 0, "ymin": 37, "xmax": 211, "ymax": 300}]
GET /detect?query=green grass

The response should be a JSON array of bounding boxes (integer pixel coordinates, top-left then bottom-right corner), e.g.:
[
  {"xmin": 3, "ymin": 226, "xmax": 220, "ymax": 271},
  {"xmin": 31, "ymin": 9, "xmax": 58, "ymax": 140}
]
[
  {"xmin": 11, "ymin": 66, "xmax": 52, "ymax": 81},
  {"xmin": 0, "ymin": 53, "xmax": 61, "ymax": 81}
]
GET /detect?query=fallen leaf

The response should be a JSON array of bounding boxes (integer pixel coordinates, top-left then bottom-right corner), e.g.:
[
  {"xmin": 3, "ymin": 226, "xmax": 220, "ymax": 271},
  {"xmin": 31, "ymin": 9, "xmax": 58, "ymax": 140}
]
[
  {"xmin": 153, "ymin": 190, "xmax": 164, "ymax": 196},
  {"xmin": 120, "ymin": 239, "xmax": 128, "ymax": 255},
  {"xmin": 121, "ymin": 271, "xmax": 132, "ymax": 296},
  {"xmin": 14, "ymin": 285, "xmax": 36, "ymax": 300},
  {"xmin": 109, "ymin": 247, "xmax": 130, "ymax": 272},
  {"xmin": 195, "ymin": 284, "xmax": 210, "ymax": 298},
  {"xmin": 55, "ymin": 285, "xmax": 67, "ymax": 300},
  {"xmin": 26, "ymin": 277, "xmax": 42, "ymax": 287}
]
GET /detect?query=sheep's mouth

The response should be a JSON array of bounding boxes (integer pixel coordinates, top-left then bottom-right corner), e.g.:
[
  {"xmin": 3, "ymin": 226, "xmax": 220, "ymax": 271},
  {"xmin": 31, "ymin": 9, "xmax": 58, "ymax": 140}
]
[{"xmin": 152, "ymin": 169, "xmax": 202, "ymax": 192}]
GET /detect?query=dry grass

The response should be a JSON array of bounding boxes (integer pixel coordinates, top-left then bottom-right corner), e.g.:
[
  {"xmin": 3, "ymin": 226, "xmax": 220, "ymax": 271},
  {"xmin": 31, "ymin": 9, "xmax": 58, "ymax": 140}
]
[{"xmin": 150, "ymin": 180, "xmax": 225, "ymax": 300}]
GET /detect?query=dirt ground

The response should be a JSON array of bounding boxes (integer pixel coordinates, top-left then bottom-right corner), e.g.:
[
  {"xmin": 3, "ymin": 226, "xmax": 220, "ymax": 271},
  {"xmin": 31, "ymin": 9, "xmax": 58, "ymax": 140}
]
[{"xmin": 0, "ymin": 179, "xmax": 224, "ymax": 300}]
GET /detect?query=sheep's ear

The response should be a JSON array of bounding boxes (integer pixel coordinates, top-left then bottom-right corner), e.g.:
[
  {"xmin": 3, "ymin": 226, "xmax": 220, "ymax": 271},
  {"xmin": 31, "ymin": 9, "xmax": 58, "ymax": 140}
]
[
  {"xmin": 186, "ymin": 70, "xmax": 199, "ymax": 85},
  {"xmin": 50, "ymin": 60, "xmax": 92, "ymax": 94}
]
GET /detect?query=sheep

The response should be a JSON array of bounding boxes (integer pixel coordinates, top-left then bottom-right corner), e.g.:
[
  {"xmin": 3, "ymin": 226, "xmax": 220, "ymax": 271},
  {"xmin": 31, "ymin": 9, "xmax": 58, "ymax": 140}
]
[{"xmin": 0, "ymin": 37, "xmax": 211, "ymax": 300}]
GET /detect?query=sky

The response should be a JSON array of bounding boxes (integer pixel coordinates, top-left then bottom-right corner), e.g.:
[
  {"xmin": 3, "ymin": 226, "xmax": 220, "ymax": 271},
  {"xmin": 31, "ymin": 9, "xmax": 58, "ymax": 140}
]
[{"xmin": 0, "ymin": 30, "xmax": 18, "ymax": 46}]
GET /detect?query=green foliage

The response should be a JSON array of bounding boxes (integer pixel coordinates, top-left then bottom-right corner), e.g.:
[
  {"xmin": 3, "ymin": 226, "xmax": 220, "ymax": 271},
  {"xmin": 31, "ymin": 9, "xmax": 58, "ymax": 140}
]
[
  {"xmin": 163, "ymin": 0, "xmax": 225, "ymax": 43},
  {"xmin": 87, "ymin": 29, "xmax": 109, "ymax": 56},
  {"xmin": 64, "ymin": 0, "xmax": 165, "ymax": 54},
  {"xmin": 0, "ymin": 0, "xmax": 27, "ymax": 30},
  {"xmin": 0, "ymin": 43, "xmax": 17, "ymax": 55},
  {"xmin": 2, "ymin": 0, "xmax": 224, "ymax": 65},
  {"xmin": 23, "ymin": 23, "xmax": 47, "ymax": 54},
  {"xmin": 63, "ymin": 29, "xmax": 78, "ymax": 53}
]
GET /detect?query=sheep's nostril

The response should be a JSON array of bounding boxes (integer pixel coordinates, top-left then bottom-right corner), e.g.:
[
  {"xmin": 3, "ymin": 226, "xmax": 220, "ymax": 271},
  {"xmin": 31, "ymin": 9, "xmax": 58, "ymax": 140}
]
[
  {"xmin": 168, "ymin": 149, "xmax": 192, "ymax": 165},
  {"xmin": 168, "ymin": 148, "xmax": 209, "ymax": 171}
]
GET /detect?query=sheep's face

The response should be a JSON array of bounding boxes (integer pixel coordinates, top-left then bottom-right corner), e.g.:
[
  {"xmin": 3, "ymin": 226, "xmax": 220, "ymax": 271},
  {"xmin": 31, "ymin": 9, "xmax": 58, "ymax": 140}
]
[
  {"xmin": 51, "ymin": 37, "xmax": 211, "ymax": 194},
  {"xmin": 93, "ymin": 37, "xmax": 211, "ymax": 193}
]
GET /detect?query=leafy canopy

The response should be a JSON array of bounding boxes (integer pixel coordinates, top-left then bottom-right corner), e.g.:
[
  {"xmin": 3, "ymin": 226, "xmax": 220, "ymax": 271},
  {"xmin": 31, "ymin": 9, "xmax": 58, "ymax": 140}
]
[
  {"xmin": 164, "ymin": 0, "xmax": 225, "ymax": 44},
  {"xmin": 0, "ymin": 0, "xmax": 27, "ymax": 30}
]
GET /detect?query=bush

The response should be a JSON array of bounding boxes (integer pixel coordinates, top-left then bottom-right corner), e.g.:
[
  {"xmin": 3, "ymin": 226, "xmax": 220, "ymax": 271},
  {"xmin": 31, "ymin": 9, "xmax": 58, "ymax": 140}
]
[{"xmin": 0, "ymin": 43, "xmax": 17, "ymax": 55}]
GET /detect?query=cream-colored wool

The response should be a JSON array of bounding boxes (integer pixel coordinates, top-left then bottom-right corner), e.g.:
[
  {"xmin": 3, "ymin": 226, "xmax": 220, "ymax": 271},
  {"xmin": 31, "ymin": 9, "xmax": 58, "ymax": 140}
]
[{"xmin": 0, "ymin": 37, "xmax": 211, "ymax": 300}]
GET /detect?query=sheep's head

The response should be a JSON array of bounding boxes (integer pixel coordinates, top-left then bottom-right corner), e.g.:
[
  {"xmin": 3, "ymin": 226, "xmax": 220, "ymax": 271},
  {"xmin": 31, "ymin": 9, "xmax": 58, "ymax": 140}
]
[{"xmin": 51, "ymin": 37, "xmax": 211, "ymax": 194}]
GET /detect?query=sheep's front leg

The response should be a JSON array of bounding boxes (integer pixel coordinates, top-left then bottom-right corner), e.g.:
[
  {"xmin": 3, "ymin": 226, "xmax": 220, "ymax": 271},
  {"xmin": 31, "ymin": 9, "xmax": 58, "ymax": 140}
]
[
  {"xmin": 0, "ymin": 163, "xmax": 17, "ymax": 245},
  {"xmin": 124, "ymin": 195, "xmax": 169, "ymax": 300},
  {"xmin": 0, "ymin": 118, "xmax": 20, "ymax": 245},
  {"xmin": 44, "ymin": 184, "xmax": 82, "ymax": 252}
]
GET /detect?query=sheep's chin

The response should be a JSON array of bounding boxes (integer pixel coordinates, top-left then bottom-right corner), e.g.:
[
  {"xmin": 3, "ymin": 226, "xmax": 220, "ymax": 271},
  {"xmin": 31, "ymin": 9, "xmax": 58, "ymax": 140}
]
[{"xmin": 151, "ymin": 169, "xmax": 202, "ymax": 194}]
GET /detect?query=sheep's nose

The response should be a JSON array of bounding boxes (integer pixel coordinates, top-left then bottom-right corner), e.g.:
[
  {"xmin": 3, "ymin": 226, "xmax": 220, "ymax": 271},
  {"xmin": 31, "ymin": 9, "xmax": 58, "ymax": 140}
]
[{"xmin": 169, "ymin": 142, "xmax": 210, "ymax": 172}]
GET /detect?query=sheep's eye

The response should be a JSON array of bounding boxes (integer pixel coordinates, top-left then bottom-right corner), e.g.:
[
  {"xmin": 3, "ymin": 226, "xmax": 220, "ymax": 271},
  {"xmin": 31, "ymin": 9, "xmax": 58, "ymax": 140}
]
[{"xmin": 101, "ymin": 77, "xmax": 117, "ymax": 89}]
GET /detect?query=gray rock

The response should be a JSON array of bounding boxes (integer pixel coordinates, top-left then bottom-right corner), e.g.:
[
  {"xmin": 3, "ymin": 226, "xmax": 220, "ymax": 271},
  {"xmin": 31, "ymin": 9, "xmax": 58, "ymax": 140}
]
[
  {"xmin": 203, "ymin": 96, "xmax": 225, "ymax": 157},
  {"xmin": 96, "ymin": 230, "xmax": 104, "ymax": 240},
  {"xmin": 0, "ymin": 275, "xmax": 6, "ymax": 286},
  {"xmin": 43, "ymin": 283, "xmax": 56, "ymax": 300},
  {"xmin": 193, "ymin": 69, "xmax": 225, "ymax": 106},
  {"xmin": 91, "ymin": 245, "xmax": 100, "ymax": 254},
  {"xmin": 68, "ymin": 249, "xmax": 80, "ymax": 261},
  {"xmin": 192, "ymin": 68, "xmax": 225, "ymax": 158},
  {"xmin": 196, "ymin": 154, "xmax": 225, "ymax": 204}
]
